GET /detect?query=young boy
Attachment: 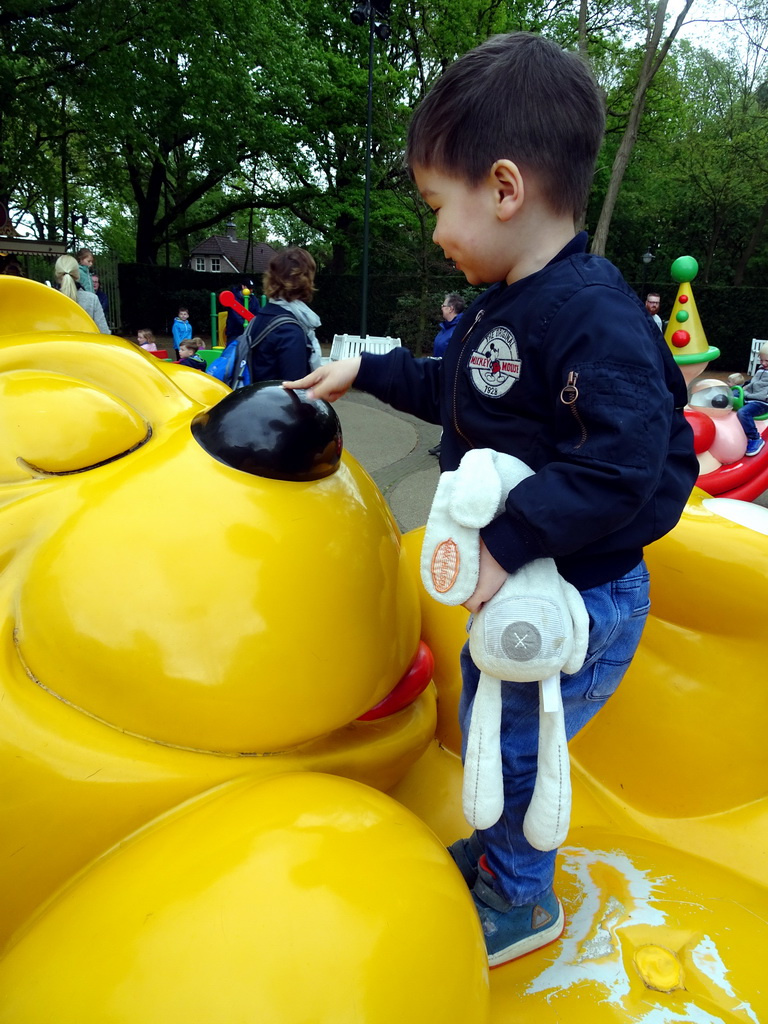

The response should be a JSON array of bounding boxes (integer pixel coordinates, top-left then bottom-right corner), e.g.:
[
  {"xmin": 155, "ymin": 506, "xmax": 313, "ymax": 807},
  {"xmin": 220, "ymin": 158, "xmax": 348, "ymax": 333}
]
[
  {"xmin": 171, "ymin": 307, "xmax": 193, "ymax": 355},
  {"xmin": 176, "ymin": 337, "xmax": 207, "ymax": 371},
  {"xmin": 736, "ymin": 342, "xmax": 768, "ymax": 456},
  {"xmin": 284, "ymin": 33, "xmax": 697, "ymax": 967}
]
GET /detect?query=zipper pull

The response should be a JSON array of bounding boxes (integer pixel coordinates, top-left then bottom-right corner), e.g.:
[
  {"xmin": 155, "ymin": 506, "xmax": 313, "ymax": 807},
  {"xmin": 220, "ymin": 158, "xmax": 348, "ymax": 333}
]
[
  {"xmin": 460, "ymin": 308, "xmax": 485, "ymax": 344},
  {"xmin": 560, "ymin": 371, "xmax": 579, "ymax": 405}
]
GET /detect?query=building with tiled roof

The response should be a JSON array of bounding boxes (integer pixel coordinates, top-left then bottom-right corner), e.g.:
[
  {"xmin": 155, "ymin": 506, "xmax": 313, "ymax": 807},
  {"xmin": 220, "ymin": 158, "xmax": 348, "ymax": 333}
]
[{"xmin": 189, "ymin": 225, "xmax": 277, "ymax": 274}]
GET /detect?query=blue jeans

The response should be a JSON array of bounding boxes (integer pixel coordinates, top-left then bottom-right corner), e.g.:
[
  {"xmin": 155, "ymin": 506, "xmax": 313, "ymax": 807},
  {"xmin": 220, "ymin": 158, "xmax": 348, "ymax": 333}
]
[
  {"xmin": 737, "ymin": 401, "xmax": 768, "ymax": 441},
  {"xmin": 458, "ymin": 561, "xmax": 651, "ymax": 906}
]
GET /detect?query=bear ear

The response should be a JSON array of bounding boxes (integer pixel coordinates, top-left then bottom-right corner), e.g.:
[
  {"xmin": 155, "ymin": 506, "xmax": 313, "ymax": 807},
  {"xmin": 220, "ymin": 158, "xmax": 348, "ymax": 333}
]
[{"xmin": 0, "ymin": 371, "xmax": 148, "ymax": 483}]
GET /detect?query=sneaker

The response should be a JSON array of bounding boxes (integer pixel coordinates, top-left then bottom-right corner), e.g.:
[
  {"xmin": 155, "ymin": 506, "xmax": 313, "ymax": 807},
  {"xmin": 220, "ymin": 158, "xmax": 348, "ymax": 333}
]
[
  {"xmin": 746, "ymin": 437, "xmax": 765, "ymax": 457},
  {"xmin": 472, "ymin": 858, "xmax": 564, "ymax": 966},
  {"xmin": 428, "ymin": 442, "xmax": 442, "ymax": 457},
  {"xmin": 447, "ymin": 832, "xmax": 484, "ymax": 887}
]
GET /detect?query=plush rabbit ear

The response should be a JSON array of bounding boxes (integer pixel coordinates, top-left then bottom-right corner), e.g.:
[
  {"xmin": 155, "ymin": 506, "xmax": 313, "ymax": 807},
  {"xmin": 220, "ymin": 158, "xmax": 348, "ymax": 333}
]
[
  {"xmin": 449, "ymin": 449, "xmax": 502, "ymax": 528},
  {"xmin": 560, "ymin": 580, "xmax": 590, "ymax": 675},
  {"xmin": 420, "ymin": 470, "xmax": 481, "ymax": 605},
  {"xmin": 523, "ymin": 675, "xmax": 572, "ymax": 852},
  {"xmin": 492, "ymin": 450, "xmax": 536, "ymax": 498},
  {"xmin": 462, "ymin": 671, "xmax": 504, "ymax": 829}
]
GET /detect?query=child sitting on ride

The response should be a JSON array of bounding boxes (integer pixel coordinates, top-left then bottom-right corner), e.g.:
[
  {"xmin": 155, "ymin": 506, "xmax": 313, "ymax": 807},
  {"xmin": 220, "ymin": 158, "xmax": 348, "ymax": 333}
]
[
  {"xmin": 136, "ymin": 328, "xmax": 157, "ymax": 352},
  {"xmin": 736, "ymin": 342, "xmax": 768, "ymax": 456},
  {"xmin": 176, "ymin": 337, "xmax": 207, "ymax": 371},
  {"xmin": 283, "ymin": 32, "xmax": 697, "ymax": 968}
]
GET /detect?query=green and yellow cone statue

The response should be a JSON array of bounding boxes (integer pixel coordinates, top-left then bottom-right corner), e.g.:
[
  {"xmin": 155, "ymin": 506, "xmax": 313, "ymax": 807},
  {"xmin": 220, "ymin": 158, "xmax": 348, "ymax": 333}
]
[{"xmin": 664, "ymin": 256, "xmax": 720, "ymax": 383}]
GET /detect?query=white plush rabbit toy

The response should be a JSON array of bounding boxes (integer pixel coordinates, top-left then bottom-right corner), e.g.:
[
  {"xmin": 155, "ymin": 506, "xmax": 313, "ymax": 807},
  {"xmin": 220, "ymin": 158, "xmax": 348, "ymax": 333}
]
[{"xmin": 421, "ymin": 449, "xmax": 589, "ymax": 851}]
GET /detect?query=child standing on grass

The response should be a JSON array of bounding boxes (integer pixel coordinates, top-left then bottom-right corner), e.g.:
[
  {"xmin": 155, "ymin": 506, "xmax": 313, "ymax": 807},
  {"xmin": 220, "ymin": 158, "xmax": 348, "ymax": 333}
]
[
  {"xmin": 171, "ymin": 307, "xmax": 192, "ymax": 356},
  {"xmin": 284, "ymin": 32, "xmax": 697, "ymax": 968}
]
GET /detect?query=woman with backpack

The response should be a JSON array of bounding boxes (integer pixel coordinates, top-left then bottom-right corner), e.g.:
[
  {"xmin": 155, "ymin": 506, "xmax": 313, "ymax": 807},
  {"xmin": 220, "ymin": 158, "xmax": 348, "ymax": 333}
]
[{"xmin": 211, "ymin": 248, "xmax": 322, "ymax": 387}]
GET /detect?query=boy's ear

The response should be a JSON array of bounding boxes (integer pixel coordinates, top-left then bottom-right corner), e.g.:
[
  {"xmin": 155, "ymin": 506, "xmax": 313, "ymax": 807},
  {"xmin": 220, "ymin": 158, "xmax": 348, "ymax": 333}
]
[{"xmin": 489, "ymin": 160, "xmax": 524, "ymax": 222}]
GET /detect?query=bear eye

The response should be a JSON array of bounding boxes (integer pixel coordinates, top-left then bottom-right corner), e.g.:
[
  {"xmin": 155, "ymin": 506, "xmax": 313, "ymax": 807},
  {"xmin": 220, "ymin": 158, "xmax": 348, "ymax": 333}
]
[{"xmin": 0, "ymin": 371, "xmax": 149, "ymax": 482}]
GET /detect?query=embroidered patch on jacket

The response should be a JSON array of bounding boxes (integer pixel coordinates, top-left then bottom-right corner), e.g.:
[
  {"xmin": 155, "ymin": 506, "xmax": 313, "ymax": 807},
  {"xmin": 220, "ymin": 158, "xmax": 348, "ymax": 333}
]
[
  {"xmin": 431, "ymin": 539, "xmax": 460, "ymax": 593},
  {"xmin": 468, "ymin": 326, "xmax": 520, "ymax": 398}
]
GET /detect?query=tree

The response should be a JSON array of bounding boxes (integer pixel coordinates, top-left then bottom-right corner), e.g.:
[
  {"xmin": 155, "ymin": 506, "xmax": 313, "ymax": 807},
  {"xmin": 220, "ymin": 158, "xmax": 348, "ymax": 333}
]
[
  {"xmin": 74, "ymin": 0, "xmax": 293, "ymax": 263},
  {"xmin": 588, "ymin": 0, "xmax": 697, "ymax": 256}
]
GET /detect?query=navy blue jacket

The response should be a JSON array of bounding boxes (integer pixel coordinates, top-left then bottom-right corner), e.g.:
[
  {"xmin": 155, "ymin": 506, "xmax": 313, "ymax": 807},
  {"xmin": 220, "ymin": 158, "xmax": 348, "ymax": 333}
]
[
  {"xmin": 248, "ymin": 302, "xmax": 310, "ymax": 382},
  {"xmin": 355, "ymin": 233, "xmax": 697, "ymax": 591},
  {"xmin": 176, "ymin": 355, "xmax": 207, "ymax": 371}
]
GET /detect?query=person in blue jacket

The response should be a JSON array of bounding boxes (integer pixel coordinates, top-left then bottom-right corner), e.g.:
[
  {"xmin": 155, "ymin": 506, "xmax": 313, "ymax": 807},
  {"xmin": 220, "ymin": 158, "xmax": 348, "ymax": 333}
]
[
  {"xmin": 171, "ymin": 307, "xmax": 193, "ymax": 355},
  {"xmin": 430, "ymin": 293, "xmax": 467, "ymax": 455},
  {"xmin": 433, "ymin": 292, "xmax": 466, "ymax": 358},
  {"xmin": 284, "ymin": 33, "xmax": 697, "ymax": 970}
]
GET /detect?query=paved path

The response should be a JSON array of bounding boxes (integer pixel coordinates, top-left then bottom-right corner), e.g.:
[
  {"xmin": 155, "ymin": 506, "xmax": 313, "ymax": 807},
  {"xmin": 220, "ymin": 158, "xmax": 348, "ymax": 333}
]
[
  {"xmin": 334, "ymin": 391, "xmax": 441, "ymax": 533},
  {"xmin": 334, "ymin": 388, "xmax": 768, "ymax": 529}
]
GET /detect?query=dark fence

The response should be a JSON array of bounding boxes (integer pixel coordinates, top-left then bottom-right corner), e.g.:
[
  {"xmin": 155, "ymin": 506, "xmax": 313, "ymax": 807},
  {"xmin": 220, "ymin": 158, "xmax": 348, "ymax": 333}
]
[
  {"xmin": 114, "ymin": 263, "xmax": 767, "ymax": 369},
  {"xmin": 117, "ymin": 264, "xmax": 467, "ymax": 355},
  {"xmin": 117, "ymin": 265, "xmax": 255, "ymax": 341}
]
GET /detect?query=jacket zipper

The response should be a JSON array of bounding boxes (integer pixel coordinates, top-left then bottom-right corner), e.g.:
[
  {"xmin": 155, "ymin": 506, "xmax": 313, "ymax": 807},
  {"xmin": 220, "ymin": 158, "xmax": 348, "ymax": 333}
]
[
  {"xmin": 560, "ymin": 371, "xmax": 587, "ymax": 449},
  {"xmin": 452, "ymin": 309, "xmax": 486, "ymax": 448}
]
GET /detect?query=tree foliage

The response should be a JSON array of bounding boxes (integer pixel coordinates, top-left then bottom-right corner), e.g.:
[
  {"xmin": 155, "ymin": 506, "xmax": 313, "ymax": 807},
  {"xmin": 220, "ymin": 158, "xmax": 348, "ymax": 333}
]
[{"xmin": 3, "ymin": 0, "xmax": 768, "ymax": 294}]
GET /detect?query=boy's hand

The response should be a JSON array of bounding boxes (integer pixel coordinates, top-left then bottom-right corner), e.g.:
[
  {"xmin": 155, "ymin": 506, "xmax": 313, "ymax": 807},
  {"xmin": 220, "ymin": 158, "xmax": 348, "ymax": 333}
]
[
  {"xmin": 283, "ymin": 357, "xmax": 362, "ymax": 403},
  {"xmin": 464, "ymin": 539, "xmax": 509, "ymax": 613}
]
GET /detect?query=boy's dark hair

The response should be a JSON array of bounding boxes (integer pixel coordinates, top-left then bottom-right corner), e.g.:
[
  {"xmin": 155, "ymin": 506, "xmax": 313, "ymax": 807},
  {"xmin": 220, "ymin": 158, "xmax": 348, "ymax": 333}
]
[
  {"xmin": 182, "ymin": 337, "xmax": 205, "ymax": 352},
  {"xmin": 406, "ymin": 33, "xmax": 605, "ymax": 219},
  {"xmin": 178, "ymin": 306, "xmax": 189, "ymax": 314}
]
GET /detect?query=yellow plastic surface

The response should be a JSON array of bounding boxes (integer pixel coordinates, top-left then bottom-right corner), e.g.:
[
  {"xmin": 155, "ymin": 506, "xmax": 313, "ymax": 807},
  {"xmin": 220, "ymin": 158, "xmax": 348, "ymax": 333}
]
[
  {"xmin": 2, "ymin": 276, "xmax": 767, "ymax": 1022},
  {"xmin": 0, "ymin": 774, "xmax": 489, "ymax": 1024},
  {"xmin": 399, "ymin": 492, "xmax": 768, "ymax": 1022},
  {"xmin": 0, "ymin": 279, "xmax": 432, "ymax": 958}
]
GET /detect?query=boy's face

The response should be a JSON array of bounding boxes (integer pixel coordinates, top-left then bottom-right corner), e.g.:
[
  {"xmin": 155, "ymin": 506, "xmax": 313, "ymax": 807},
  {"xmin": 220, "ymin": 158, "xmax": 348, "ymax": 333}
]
[
  {"xmin": 414, "ymin": 165, "xmax": 511, "ymax": 286},
  {"xmin": 179, "ymin": 345, "xmax": 195, "ymax": 359},
  {"xmin": 760, "ymin": 354, "xmax": 768, "ymax": 370},
  {"xmin": 178, "ymin": 310, "xmax": 189, "ymax": 321}
]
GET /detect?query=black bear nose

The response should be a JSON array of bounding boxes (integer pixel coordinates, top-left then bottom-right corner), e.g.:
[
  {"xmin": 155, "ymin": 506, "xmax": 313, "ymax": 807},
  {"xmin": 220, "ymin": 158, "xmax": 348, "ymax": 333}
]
[{"xmin": 191, "ymin": 381, "xmax": 343, "ymax": 481}]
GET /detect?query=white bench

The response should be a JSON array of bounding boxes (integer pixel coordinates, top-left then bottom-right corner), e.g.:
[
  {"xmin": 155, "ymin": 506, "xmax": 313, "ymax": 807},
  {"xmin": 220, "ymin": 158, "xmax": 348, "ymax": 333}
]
[
  {"xmin": 329, "ymin": 334, "xmax": 402, "ymax": 361},
  {"xmin": 748, "ymin": 338, "xmax": 767, "ymax": 376}
]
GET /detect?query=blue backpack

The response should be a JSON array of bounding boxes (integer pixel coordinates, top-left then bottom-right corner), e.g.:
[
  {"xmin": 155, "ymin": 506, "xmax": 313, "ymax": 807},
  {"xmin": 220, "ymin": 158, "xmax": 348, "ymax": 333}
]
[{"xmin": 208, "ymin": 313, "xmax": 301, "ymax": 388}]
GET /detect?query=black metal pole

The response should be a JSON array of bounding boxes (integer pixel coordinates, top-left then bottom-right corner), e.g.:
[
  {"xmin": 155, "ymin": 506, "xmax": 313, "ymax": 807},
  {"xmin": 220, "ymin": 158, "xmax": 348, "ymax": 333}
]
[{"xmin": 361, "ymin": 13, "xmax": 374, "ymax": 339}]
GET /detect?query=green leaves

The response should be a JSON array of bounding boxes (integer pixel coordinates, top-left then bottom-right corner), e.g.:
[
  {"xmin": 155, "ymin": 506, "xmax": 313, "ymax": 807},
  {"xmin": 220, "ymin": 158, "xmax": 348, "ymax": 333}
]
[{"xmin": 4, "ymin": 0, "xmax": 768, "ymax": 288}]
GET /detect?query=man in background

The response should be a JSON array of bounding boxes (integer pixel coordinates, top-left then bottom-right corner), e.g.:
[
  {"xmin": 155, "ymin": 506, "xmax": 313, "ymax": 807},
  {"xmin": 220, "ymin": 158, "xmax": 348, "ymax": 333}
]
[{"xmin": 645, "ymin": 292, "xmax": 662, "ymax": 330}]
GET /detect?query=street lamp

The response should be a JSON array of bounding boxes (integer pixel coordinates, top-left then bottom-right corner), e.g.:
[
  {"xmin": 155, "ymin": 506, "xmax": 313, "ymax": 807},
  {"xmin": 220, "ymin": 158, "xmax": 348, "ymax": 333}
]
[
  {"xmin": 641, "ymin": 247, "xmax": 654, "ymax": 294},
  {"xmin": 70, "ymin": 213, "xmax": 88, "ymax": 250},
  {"xmin": 349, "ymin": 1, "xmax": 391, "ymax": 339}
]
